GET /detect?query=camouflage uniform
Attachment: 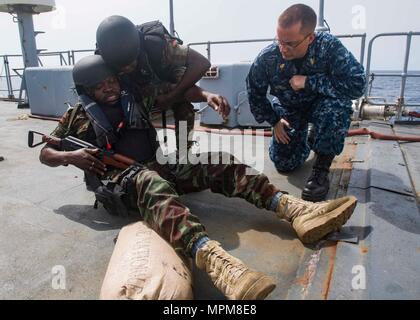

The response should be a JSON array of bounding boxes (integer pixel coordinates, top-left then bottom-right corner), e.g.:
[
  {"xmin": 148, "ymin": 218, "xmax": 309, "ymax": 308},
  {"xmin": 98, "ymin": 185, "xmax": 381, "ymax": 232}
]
[
  {"xmin": 246, "ymin": 32, "xmax": 366, "ymax": 171},
  {"xmin": 51, "ymin": 106, "xmax": 281, "ymax": 256},
  {"xmin": 121, "ymin": 36, "xmax": 195, "ymax": 149}
]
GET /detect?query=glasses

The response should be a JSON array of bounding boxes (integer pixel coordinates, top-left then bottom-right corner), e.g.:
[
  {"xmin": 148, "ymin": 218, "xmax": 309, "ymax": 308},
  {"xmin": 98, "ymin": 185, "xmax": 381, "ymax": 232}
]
[{"xmin": 275, "ymin": 33, "xmax": 312, "ymax": 50}]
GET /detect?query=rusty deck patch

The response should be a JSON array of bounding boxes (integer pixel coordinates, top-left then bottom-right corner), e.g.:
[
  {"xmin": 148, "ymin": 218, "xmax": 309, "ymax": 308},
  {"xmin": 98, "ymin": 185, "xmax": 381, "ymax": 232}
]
[{"xmin": 288, "ymin": 135, "xmax": 359, "ymax": 300}]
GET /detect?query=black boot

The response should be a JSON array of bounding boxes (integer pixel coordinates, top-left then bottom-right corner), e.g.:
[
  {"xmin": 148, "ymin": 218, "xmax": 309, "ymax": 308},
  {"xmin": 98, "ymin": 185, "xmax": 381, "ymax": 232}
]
[{"xmin": 302, "ymin": 154, "xmax": 335, "ymax": 202}]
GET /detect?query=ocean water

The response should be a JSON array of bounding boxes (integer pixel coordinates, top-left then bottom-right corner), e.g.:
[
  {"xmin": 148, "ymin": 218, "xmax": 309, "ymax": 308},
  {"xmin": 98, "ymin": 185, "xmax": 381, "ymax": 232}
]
[{"xmin": 368, "ymin": 73, "xmax": 420, "ymax": 105}]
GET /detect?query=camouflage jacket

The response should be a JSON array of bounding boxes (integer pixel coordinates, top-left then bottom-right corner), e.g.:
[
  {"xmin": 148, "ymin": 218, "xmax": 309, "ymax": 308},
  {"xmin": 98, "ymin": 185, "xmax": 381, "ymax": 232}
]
[
  {"xmin": 121, "ymin": 33, "xmax": 189, "ymax": 101},
  {"xmin": 246, "ymin": 32, "xmax": 367, "ymax": 126},
  {"xmin": 51, "ymin": 103, "xmax": 93, "ymax": 142}
]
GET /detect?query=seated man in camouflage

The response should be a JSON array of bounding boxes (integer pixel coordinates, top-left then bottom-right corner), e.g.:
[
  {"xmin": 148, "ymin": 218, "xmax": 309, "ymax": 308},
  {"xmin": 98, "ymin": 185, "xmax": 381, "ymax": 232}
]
[{"xmin": 39, "ymin": 55, "xmax": 357, "ymax": 300}]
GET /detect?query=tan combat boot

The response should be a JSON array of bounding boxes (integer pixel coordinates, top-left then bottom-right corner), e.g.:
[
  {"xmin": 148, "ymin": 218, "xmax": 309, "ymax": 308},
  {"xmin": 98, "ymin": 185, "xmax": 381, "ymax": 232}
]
[
  {"xmin": 277, "ymin": 194, "xmax": 357, "ymax": 244},
  {"xmin": 195, "ymin": 240, "xmax": 276, "ymax": 300}
]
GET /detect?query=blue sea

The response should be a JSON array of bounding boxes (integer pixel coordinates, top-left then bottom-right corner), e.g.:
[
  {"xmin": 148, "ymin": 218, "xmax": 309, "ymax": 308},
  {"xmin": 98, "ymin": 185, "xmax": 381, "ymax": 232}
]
[{"xmin": 368, "ymin": 72, "xmax": 420, "ymax": 105}]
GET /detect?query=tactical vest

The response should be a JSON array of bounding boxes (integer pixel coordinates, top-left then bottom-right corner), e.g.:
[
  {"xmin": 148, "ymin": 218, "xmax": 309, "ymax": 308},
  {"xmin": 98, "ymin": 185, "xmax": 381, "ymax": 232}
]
[
  {"xmin": 77, "ymin": 92, "xmax": 160, "ymax": 217},
  {"xmin": 79, "ymin": 91, "xmax": 159, "ymax": 156}
]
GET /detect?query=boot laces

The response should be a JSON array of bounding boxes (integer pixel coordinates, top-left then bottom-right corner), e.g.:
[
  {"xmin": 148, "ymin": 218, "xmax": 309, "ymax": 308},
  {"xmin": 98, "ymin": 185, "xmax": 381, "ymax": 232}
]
[
  {"xmin": 284, "ymin": 195, "xmax": 330, "ymax": 220},
  {"xmin": 206, "ymin": 245, "xmax": 247, "ymax": 286}
]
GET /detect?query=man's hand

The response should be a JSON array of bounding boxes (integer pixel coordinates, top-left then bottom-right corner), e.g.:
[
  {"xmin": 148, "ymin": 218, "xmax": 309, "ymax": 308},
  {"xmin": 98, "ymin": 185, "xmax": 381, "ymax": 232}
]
[
  {"xmin": 289, "ymin": 75, "xmax": 307, "ymax": 91},
  {"xmin": 67, "ymin": 148, "xmax": 106, "ymax": 176},
  {"xmin": 274, "ymin": 118, "xmax": 292, "ymax": 144},
  {"xmin": 207, "ymin": 93, "xmax": 230, "ymax": 119}
]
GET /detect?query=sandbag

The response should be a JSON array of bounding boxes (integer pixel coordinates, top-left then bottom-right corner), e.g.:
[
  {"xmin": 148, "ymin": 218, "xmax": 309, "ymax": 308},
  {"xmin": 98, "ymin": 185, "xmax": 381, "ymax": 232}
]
[{"xmin": 100, "ymin": 221, "xmax": 193, "ymax": 300}]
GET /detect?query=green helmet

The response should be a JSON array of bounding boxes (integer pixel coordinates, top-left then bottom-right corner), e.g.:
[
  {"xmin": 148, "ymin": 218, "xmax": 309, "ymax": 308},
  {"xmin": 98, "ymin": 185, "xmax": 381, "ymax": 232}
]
[
  {"xmin": 72, "ymin": 55, "xmax": 115, "ymax": 89},
  {"xmin": 96, "ymin": 15, "xmax": 140, "ymax": 69}
]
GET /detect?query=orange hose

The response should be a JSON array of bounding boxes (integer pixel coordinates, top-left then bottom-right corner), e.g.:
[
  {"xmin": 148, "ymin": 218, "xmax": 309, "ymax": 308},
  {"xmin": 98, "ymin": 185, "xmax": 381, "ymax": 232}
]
[
  {"xmin": 408, "ymin": 111, "xmax": 420, "ymax": 119},
  {"xmin": 155, "ymin": 124, "xmax": 420, "ymax": 142},
  {"xmin": 154, "ymin": 124, "xmax": 273, "ymax": 136},
  {"xmin": 29, "ymin": 115, "xmax": 420, "ymax": 142},
  {"xmin": 347, "ymin": 128, "xmax": 420, "ymax": 142},
  {"xmin": 29, "ymin": 114, "xmax": 60, "ymax": 122}
]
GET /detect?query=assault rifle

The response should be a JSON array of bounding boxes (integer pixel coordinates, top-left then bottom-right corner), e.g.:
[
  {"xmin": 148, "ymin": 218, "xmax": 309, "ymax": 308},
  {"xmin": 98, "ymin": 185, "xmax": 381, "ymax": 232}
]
[{"xmin": 28, "ymin": 130, "xmax": 138, "ymax": 170}]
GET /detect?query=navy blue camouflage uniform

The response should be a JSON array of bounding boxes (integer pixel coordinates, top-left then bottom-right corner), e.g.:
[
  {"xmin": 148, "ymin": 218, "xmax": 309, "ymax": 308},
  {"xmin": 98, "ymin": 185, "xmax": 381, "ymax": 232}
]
[{"xmin": 246, "ymin": 32, "xmax": 366, "ymax": 171}]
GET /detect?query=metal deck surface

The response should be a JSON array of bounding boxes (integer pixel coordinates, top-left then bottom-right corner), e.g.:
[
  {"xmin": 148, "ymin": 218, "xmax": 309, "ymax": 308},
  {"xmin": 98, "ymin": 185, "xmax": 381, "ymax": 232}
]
[{"xmin": 1, "ymin": 101, "xmax": 419, "ymax": 300}]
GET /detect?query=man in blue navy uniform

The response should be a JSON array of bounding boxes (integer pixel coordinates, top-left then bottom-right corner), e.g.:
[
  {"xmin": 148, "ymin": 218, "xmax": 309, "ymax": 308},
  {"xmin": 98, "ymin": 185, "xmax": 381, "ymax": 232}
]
[{"xmin": 246, "ymin": 3, "xmax": 366, "ymax": 202}]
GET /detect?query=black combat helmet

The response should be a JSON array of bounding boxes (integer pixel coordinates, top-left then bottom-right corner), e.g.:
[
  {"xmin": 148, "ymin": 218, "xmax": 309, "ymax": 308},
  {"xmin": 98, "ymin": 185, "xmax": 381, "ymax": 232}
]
[
  {"xmin": 96, "ymin": 15, "xmax": 140, "ymax": 69},
  {"xmin": 72, "ymin": 55, "xmax": 115, "ymax": 89}
]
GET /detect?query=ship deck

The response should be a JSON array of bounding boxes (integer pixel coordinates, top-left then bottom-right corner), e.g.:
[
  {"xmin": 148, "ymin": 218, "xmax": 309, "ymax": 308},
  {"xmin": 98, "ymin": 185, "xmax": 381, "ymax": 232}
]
[{"xmin": 0, "ymin": 100, "xmax": 419, "ymax": 300}]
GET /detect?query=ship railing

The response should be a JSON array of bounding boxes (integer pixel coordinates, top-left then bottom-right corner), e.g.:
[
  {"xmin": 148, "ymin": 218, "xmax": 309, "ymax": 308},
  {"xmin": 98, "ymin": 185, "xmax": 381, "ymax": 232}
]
[
  {"xmin": 188, "ymin": 33, "xmax": 367, "ymax": 66},
  {"xmin": 0, "ymin": 34, "xmax": 367, "ymax": 101},
  {"xmin": 364, "ymin": 32, "xmax": 420, "ymax": 119},
  {"xmin": 0, "ymin": 49, "xmax": 94, "ymax": 100},
  {"xmin": 3, "ymin": 32, "xmax": 420, "ymax": 119}
]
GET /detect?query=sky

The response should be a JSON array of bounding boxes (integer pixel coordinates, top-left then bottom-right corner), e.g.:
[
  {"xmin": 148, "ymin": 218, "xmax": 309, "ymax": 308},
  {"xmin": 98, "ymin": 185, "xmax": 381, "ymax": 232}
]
[{"xmin": 0, "ymin": 0, "xmax": 420, "ymax": 70}]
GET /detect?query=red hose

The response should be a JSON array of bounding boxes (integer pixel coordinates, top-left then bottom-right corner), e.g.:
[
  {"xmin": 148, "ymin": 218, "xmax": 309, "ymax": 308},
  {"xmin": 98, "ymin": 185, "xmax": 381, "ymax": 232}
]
[
  {"xmin": 155, "ymin": 124, "xmax": 420, "ymax": 142},
  {"xmin": 28, "ymin": 115, "xmax": 420, "ymax": 142},
  {"xmin": 408, "ymin": 111, "xmax": 420, "ymax": 119},
  {"xmin": 347, "ymin": 127, "xmax": 420, "ymax": 142},
  {"xmin": 29, "ymin": 114, "xmax": 60, "ymax": 122},
  {"xmin": 154, "ymin": 124, "xmax": 273, "ymax": 136}
]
